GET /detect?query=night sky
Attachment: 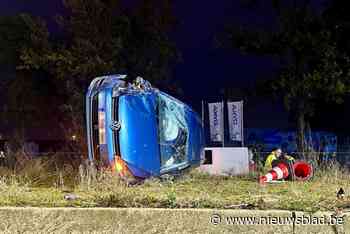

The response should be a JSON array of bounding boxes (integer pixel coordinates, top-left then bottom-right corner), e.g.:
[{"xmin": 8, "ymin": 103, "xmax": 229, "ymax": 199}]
[
  {"xmin": 0, "ymin": 0, "xmax": 326, "ymax": 129},
  {"xmin": 0, "ymin": 1, "xmax": 278, "ymax": 95},
  {"xmin": 172, "ymin": 1, "xmax": 279, "ymax": 102}
]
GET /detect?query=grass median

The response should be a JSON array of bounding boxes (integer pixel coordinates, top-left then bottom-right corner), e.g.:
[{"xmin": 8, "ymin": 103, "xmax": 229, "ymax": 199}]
[{"xmin": 0, "ymin": 156, "xmax": 348, "ymax": 212}]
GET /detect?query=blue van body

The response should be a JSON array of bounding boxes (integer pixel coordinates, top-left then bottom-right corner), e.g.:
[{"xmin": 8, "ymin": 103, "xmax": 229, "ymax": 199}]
[{"xmin": 86, "ymin": 75, "xmax": 204, "ymax": 178}]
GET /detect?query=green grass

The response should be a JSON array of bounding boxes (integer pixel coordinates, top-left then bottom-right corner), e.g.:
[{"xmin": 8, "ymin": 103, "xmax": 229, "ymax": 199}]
[{"xmin": 0, "ymin": 157, "xmax": 349, "ymax": 212}]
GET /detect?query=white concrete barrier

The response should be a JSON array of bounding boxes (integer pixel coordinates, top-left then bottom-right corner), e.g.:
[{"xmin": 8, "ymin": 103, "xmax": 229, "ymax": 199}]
[{"xmin": 200, "ymin": 147, "xmax": 249, "ymax": 175}]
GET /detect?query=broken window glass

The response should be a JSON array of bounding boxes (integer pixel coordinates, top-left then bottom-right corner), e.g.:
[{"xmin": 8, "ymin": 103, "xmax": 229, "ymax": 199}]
[{"xmin": 158, "ymin": 93, "xmax": 189, "ymax": 169}]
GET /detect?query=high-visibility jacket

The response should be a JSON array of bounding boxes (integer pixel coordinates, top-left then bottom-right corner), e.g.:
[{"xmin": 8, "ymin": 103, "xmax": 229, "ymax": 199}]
[
  {"xmin": 264, "ymin": 153, "xmax": 277, "ymax": 169},
  {"xmin": 265, "ymin": 153, "xmax": 295, "ymax": 170}
]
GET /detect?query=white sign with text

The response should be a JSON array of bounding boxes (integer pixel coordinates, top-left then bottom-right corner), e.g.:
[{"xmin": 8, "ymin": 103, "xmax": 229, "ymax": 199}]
[
  {"xmin": 227, "ymin": 101, "xmax": 243, "ymax": 142},
  {"xmin": 208, "ymin": 102, "xmax": 224, "ymax": 142}
]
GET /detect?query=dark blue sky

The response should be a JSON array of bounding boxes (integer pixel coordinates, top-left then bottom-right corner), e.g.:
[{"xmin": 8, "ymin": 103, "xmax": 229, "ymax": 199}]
[
  {"xmin": 172, "ymin": 1, "xmax": 279, "ymax": 102},
  {"xmin": 1, "ymin": 0, "xmax": 347, "ymax": 140},
  {"xmin": 2, "ymin": 0, "xmax": 348, "ymax": 136},
  {"xmin": 0, "ymin": 0, "xmax": 279, "ymax": 98},
  {"xmin": 0, "ymin": 0, "xmax": 290, "ymax": 128}
]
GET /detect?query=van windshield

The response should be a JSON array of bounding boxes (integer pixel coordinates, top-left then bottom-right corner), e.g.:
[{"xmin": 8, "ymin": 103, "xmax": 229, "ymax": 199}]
[{"xmin": 158, "ymin": 93, "xmax": 189, "ymax": 168}]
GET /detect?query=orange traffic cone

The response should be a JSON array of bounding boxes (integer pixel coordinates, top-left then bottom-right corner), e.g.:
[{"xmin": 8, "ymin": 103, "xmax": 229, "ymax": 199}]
[
  {"xmin": 259, "ymin": 161, "xmax": 290, "ymax": 184},
  {"xmin": 259, "ymin": 160, "xmax": 313, "ymax": 184}
]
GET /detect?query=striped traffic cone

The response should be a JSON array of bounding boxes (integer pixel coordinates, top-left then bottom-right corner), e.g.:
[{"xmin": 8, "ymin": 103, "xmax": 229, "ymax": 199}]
[{"xmin": 259, "ymin": 162, "xmax": 290, "ymax": 184}]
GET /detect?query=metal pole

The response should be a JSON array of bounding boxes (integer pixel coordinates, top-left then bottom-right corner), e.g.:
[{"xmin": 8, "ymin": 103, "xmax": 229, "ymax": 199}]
[
  {"xmin": 241, "ymin": 100, "xmax": 244, "ymax": 147},
  {"xmin": 201, "ymin": 100, "xmax": 205, "ymax": 146},
  {"xmin": 222, "ymin": 100, "xmax": 225, "ymax": 147},
  {"xmin": 201, "ymin": 100, "xmax": 204, "ymax": 128}
]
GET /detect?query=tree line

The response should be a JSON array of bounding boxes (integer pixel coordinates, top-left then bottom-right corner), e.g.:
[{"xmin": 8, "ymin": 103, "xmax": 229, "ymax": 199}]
[
  {"xmin": 0, "ymin": 0, "xmax": 179, "ymax": 155},
  {"xmin": 0, "ymin": 0, "xmax": 350, "ymax": 158},
  {"xmin": 222, "ymin": 0, "xmax": 350, "ymax": 156}
]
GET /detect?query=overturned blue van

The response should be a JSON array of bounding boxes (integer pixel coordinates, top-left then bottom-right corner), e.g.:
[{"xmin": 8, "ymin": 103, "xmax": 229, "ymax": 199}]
[{"xmin": 86, "ymin": 75, "xmax": 204, "ymax": 179}]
